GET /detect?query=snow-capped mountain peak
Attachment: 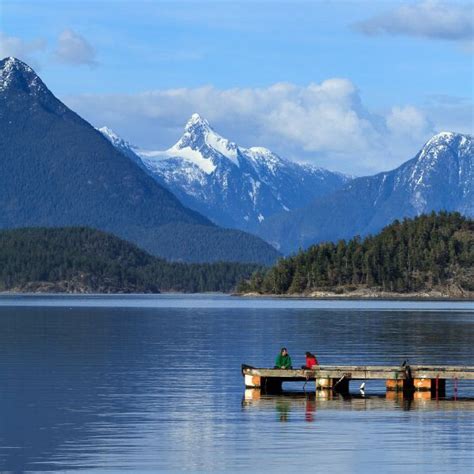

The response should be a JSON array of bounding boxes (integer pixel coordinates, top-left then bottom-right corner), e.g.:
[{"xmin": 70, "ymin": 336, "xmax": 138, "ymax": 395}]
[
  {"xmin": 184, "ymin": 112, "xmax": 209, "ymax": 130},
  {"xmin": 0, "ymin": 57, "xmax": 32, "ymax": 84},
  {"xmin": 101, "ymin": 114, "xmax": 351, "ymax": 231},
  {"xmin": 413, "ymin": 131, "xmax": 471, "ymax": 172},
  {"xmin": 424, "ymin": 131, "xmax": 456, "ymax": 147},
  {"xmin": 421, "ymin": 131, "xmax": 471, "ymax": 156},
  {"xmin": 171, "ymin": 113, "xmax": 240, "ymax": 168},
  {"xmin": 391, "ymin": 131, "xmax": 473, "ymax": 214},
  {"xmin": 0, "ymin": 56, "xmax": 48, "ymax": 95}
]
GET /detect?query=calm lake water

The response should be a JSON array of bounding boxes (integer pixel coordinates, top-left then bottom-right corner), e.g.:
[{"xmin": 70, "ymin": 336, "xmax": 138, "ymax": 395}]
[{"xmin": 0, "ymin": 294, "xmax": 472, "ymax": 473}]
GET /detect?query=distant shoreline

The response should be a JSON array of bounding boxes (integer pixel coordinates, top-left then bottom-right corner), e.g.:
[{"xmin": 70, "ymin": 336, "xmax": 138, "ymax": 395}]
[
  {"xmin": 237, "ymin": 290, "xmax": 474, "ymax": 302},
  {"xmin": 0, "ymin": 289, "xmax": 472, "ymax": 302}
]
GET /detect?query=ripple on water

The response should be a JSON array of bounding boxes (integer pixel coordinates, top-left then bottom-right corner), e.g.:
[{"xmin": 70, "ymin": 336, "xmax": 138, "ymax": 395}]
[{"xmin": 0, "ymin": 296, "xmax": 471, "ymax": 472}]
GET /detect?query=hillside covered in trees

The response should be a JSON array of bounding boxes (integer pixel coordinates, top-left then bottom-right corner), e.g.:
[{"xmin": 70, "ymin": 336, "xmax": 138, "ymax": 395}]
[
  {"xmin": 0, "ymin": 227, "xmax": 261, "ymax": 293},
  {"xmin": 238, "ymin": 212, "xmax": 474, "ymax": 297},
  {"xmin": 0, "ymin": 57, "xmax": 279, "ymax": 265}
]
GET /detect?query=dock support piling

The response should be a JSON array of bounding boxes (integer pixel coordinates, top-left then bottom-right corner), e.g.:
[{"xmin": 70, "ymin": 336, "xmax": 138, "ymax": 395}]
[
  {"xmin": 413, "ymin": 378, "xmax": 446, "ymax": 397},
  {"xmin": 316, "ymin": 377, "xmax": 332, "ymax": 390},
  {"xmin": 386, "ymin": 378, "xmax": 414, "ymax": 397},
  {"xmin": 386, "ymin": 379, "xmax": 404, "ymax": 392},
  {"xmin": 414, "ymin": 378, "xmax": 431, "ymax": 391},
  {"xmin": 244, "ymin": 374, "xmax": 261, "ymax": 388}
]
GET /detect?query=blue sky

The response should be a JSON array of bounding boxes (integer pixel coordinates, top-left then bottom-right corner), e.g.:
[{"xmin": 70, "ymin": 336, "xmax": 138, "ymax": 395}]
[{"xmin": 1, "ymin": 0, "xmax": 473, "ymax": 174}]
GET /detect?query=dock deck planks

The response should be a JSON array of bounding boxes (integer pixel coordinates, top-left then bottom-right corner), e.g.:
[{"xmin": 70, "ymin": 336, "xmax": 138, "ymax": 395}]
[{"xmin": 243, "ymin": 365, "xmax": 474, "ymax": 381}]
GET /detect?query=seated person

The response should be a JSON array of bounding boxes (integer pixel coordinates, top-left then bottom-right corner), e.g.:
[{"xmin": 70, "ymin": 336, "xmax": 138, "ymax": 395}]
[
  {"xmin": 302, "ymin": 351, "xmax": 319, "ymax": 369},
  {"xmin": 274, "ymin": 347, "xmax": 292, "ymax": 369}
]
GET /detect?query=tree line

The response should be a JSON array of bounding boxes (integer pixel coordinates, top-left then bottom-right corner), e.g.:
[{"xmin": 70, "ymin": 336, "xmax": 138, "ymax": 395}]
[
  {"xmin": 0, "ymin": 227, "xmax": 261, "ymax": 293},
  {"xmin": 238, "ymin": 212, "xmax": 473, "ymax": 295}
]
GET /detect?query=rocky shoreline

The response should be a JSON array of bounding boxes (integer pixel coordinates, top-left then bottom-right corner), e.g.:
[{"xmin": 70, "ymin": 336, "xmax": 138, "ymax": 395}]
[
  {"xmin": 2, "ymin": 283, "xmax": 472, "ymax": 300},
  {"xmin": 239, "ymin": 286, "xmax": 474, "ymax": 301},
  {"xmin": 2, "ymin": 280, "xmax": 158, "ymax": 294}
]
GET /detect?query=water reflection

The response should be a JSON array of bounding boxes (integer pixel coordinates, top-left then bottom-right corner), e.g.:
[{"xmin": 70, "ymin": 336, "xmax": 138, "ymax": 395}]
[
  {"xmin": 243, "ymin": 390, "xmax": 474, "ymax": 417},
  {"xmin": 305, "ymin": 394, "xmax": 316, "ymax": 422},
  {"xmin": 0, "ymin": 298, "xmax": 471, "ymax": 472}
]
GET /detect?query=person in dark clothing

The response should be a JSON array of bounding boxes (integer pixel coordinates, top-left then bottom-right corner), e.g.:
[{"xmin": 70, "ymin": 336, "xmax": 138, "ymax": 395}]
[
  {"xmin": 274, "ymin": 347, "xmax": 292, "ymax": 369},
  {"xmin": 302, "ymin": 351, "xmax": 318, "ymax": 369}
]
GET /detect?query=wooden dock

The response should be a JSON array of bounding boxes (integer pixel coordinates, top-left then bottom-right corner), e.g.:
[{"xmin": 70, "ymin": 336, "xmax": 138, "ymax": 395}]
[{"xmin": 242, "ymin": 365, "xmax": 474, "ymax": 396}]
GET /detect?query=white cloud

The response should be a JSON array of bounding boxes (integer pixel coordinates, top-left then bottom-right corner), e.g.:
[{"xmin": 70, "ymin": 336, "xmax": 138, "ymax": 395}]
[
  {"xmin": 64, "ymin": 79, "xmax": 450, "ymax": 176},
  {"xmin": 257, "ymin": 80, "xmax": 377, "ymax": 154},
  {"xmin": 354, "ymin": 1, "xmax": 473, "ymax": 46},
  {"xmin": 54, "ymin": 29, "xmax": 97, "ymax": 67},
  {"xmin": 0, "ymin": 32, "xmax": 46, "ymax": 67},
  {"xmin": 386, "ymin": 105, "xmax": 432, "ymax": 139},
  {"xmin": 0, "ymin": 30, "xmax": 98, "ymax": 69}
]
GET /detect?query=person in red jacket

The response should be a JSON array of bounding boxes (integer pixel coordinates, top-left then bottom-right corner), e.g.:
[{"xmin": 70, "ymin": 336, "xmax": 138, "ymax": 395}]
[{"xmin": 302, "ymin": 352, "xmax": 318, "ymax": 369}]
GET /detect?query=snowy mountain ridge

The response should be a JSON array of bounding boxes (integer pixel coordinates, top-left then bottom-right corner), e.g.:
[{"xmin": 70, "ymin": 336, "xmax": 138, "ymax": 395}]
[
  {"xmin": 257, "ymin": 130, "xmax": 473, "ymax": 253},
  {"xmin": 100, "ymin": 114, "xmax": 350, "ymax": 231},
  {"xmin": 381, "ymin": 131, "xmax": 473, "ymax": 214}
]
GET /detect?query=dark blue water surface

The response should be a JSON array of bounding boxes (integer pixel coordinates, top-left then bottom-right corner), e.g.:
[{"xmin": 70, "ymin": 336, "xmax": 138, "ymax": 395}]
[{"xmin": 0, "ymin": 295, "xmax": 472, "ymax": 473}]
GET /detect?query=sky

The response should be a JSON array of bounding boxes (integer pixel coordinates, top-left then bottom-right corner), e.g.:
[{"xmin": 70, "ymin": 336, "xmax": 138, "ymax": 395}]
[{"xmin": 1, "ymin": 0, "xmax": 473, "ymax": 175}]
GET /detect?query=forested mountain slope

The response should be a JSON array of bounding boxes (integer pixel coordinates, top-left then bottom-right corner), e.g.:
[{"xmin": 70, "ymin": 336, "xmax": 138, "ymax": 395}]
[
  {"xmin": 0, "ymin": 57, "xmax": 279, "ymax": 264},
  {"xmin": 240, "ymin": 212, "xmax": 474, "ymax": 297},
  {"xmin": 0, "ymin": 227, "xmax": 262, "ymax": 293}
]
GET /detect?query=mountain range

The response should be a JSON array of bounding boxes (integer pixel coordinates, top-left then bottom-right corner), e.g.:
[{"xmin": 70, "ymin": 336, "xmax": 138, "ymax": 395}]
[
  {"xmin": 258, "ymin": 131, "xmax": 473, "ymax": 253},
  {"xmin": 2, "ymin": 56, "xmax": 472, "ymax": 263},
  {"xmin": 99, "ymin": 115, "xmax": 350, "ymax": 231},
  {"xmin": 0, "ymin": 57, "xmax": 279, "ymax": 264},
  {"xmin": 102, "ymin": 116, "xmax": 473, "ymax": 256}
]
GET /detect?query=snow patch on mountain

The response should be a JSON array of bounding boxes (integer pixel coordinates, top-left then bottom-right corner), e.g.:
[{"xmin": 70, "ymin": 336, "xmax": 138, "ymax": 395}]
[
  {"xmin": 243, "ymin": 147, "xmax": 283, "ymax": 176},
  {"xmin": 98, "ymin": 126, "xmax": 129, "ymax": 148},
  {"xmin": 204, "ymin": 129, "xmax": 239, "ymax": 166},
  {"xmin": 140, "ymin": 146, "xmax": 217, "ymax": 175}
]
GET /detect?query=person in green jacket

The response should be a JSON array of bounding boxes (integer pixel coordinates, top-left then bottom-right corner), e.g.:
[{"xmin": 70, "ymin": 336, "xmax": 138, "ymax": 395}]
[{"xmin": 274, "ymin": 347, "xmax": 292, "ymax": 369}]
